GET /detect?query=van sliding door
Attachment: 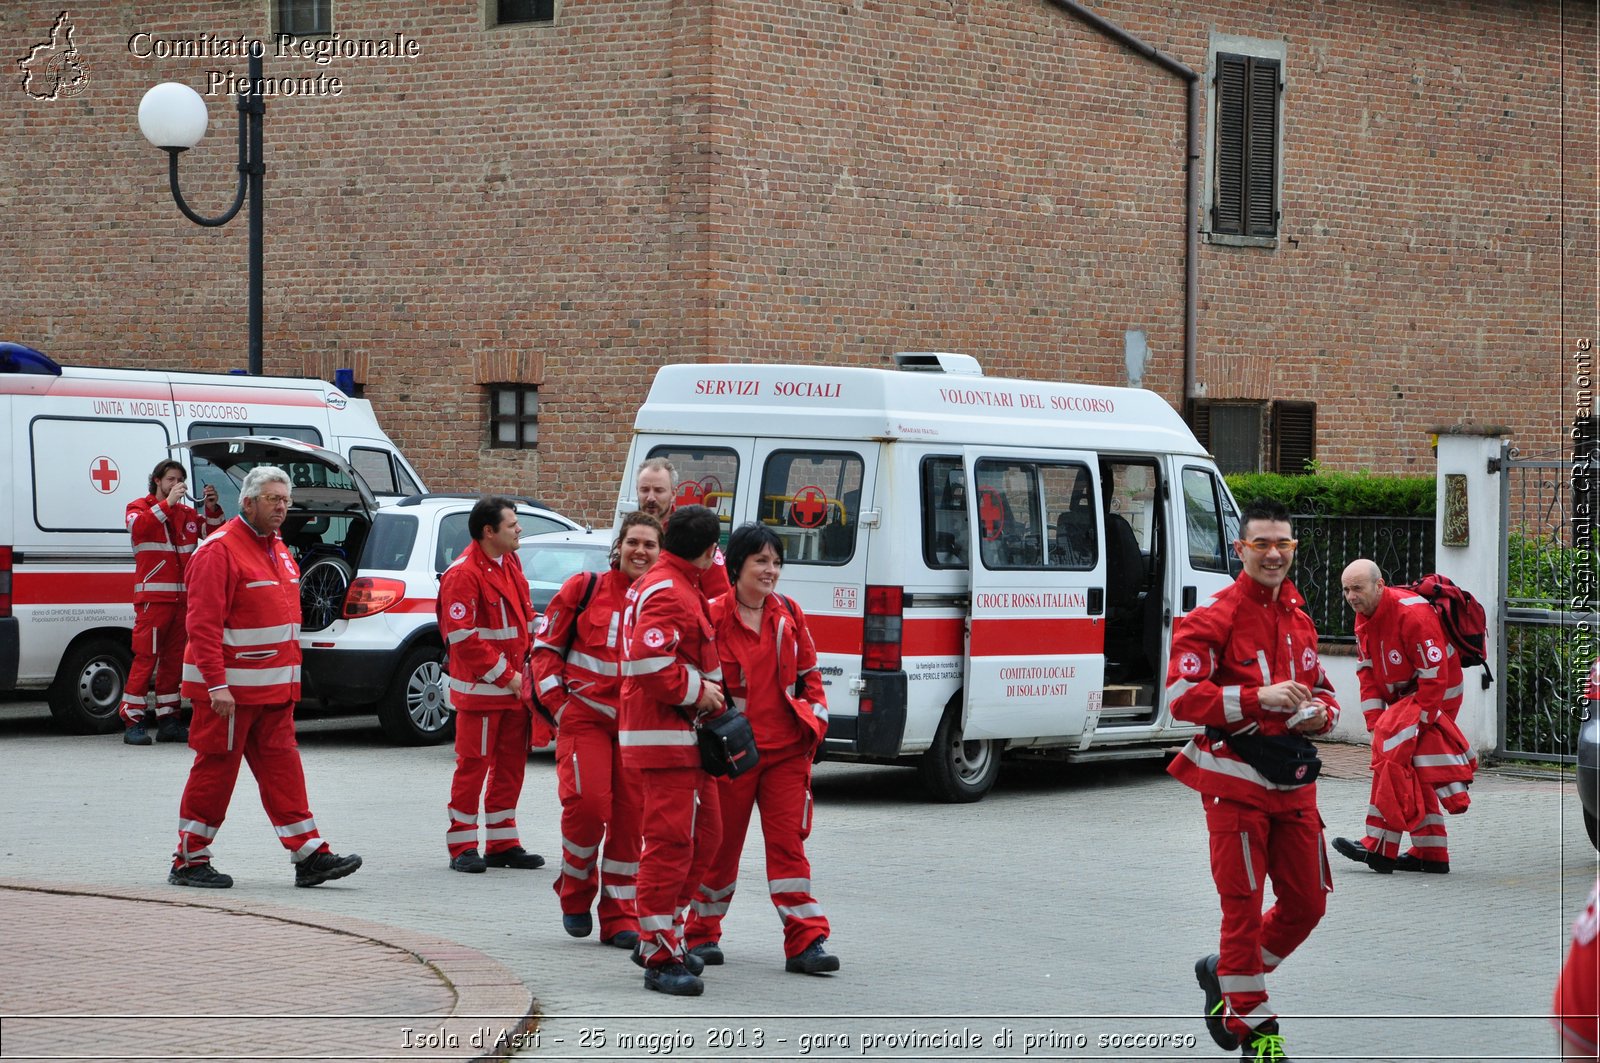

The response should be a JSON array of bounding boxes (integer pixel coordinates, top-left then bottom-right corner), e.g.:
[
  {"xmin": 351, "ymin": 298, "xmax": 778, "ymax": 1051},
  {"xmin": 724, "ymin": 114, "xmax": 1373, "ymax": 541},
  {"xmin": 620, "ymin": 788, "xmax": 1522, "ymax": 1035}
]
[{"xmin": 961, "ymin": 447, "xmax": 1106, "ymax": 740}]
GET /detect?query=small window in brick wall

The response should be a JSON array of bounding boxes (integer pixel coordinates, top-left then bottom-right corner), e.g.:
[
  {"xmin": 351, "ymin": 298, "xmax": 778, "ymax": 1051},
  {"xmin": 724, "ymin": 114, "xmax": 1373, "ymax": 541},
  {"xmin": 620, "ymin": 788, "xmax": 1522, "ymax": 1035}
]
[
  {"xmin": 1270, "ymin": 401, "xmax": 1316, "ymax": 475},
  {"xmin": 494, "ymin": 0, "xmax": 555, "ymax": 25},
  {"xmin": 1187, "ymin": 399, "xmax": 1315, "ymax": 475},
  {"xmin": 274, "ymin": 0, "xmax": 331, "ymax": 36},
  {"xmin": 1212, "ymin": 53, "xmax": 1281, "ymax": 238},
  {"xmin": 489, "ymin": 385, "xmax": 539, "ymax": 449}
]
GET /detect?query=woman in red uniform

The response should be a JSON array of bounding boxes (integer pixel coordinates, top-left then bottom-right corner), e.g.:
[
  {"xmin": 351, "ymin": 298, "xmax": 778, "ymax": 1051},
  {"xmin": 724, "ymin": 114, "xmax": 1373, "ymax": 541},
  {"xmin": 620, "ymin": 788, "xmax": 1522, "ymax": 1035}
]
[
  {"xmin": 531, "ymin": 512, "xmax": 663, "ymax": 948},
  {"xmin": 684, "ymin": 522, "xmax": 838, "ymax": 975}
]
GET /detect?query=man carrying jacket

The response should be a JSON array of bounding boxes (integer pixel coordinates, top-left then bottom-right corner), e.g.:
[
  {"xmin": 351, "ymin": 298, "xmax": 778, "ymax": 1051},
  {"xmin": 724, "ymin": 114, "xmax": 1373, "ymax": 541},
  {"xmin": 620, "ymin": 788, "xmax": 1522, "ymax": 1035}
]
[
  {"xmin": 1167, "ymin": 498, "xmax": 1339, "ymax": 1063},
  {"xmin": 440, "ymin": 495, "xmax": 546, "ymax": 874},
  {"xmin": 1332, "ymin": 558, "xmax": 1473, "ymax": 874},
  {"xmin": 120, "ymin": 460, "xmax": 223, "ymax": 745},
  {"xmin": 620, "ymin": 504, "xmax": 725, "ymax": 997},
  {"xmin": 169, "ymin": 466, "xmax": 361, "ymax": 889}
]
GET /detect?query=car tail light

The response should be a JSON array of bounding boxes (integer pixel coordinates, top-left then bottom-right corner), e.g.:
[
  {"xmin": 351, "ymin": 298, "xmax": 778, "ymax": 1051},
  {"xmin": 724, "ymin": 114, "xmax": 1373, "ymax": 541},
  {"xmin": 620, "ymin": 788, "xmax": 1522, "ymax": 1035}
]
[
  {"xmin": 862, "ymin": 584, "xmax": 903, "ymax": 671},
  {"xmin": 1589, "ymin": 660, "xmax": 1600, "ymax": 704},
  {"xmin": 0, "ymin": 546, "xmax": 11, "ymax": 618},
  {"xmin": 342, "ymin": 576, "xmax": 407, "ymax": 619}
]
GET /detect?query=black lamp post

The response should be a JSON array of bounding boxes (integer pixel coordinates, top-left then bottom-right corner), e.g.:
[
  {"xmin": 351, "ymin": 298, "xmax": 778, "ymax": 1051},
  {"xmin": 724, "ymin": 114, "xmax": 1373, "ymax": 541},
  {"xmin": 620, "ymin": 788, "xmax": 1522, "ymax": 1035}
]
[{"xmin": 138, "ymin": 51, "xmax": 265, "ymax": 375}]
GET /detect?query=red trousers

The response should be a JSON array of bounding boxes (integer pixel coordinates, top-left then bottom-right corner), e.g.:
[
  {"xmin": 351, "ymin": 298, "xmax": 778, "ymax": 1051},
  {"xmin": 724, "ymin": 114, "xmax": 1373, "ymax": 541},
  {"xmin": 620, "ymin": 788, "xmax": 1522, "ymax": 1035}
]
[
  {"xmin": 1204, "ymin": 794, "xmax": 1331, "ymax": 1039},
  {"xmin": 553, "ymin": 716, "xmax": 644, "ymax": 939},
  {"xmin": 686, "ymin": 743, "xmax": 827, "ymax": 959},
  {"xmin": 447, "ymin": 709, "xmax": 530, "ymax": 857},
  {"xmin": 635, "ymin": 766, "xmax": 721, "ymax": 968},
  {"xmin": 122, "ymin": 601, "xmax": 186, "ymax": 724},
  {"xmin": 1361, "ymin": 782, "xmax": 1450, "ymax": 864},
  {"xmin": 174, "ymin": 699, "xmax": 327, "ymax": 867}
]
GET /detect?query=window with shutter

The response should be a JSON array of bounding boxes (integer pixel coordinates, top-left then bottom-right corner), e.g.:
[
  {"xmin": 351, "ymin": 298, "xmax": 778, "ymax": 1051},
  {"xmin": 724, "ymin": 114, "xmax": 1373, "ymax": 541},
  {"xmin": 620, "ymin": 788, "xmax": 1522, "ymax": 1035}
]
[
  {"xmin": 1270, "ymin": 400, "xmax": 1316, "ymax": 474},
  {"xmin": 1188, "ymin": 400, "xmax": 1263, "ymax": 474},
  {"xmin": 1212, "ymin": 52, "xmax": 1281, "ymax": 239}
]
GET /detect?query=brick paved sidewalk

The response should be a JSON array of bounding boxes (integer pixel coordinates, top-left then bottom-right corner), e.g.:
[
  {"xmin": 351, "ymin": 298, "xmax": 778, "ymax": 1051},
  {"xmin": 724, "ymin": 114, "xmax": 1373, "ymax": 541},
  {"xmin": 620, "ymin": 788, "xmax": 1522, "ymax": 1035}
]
[{"xmin": 0, "ymin": 881, "xmax": 539, "ymax": 1063}]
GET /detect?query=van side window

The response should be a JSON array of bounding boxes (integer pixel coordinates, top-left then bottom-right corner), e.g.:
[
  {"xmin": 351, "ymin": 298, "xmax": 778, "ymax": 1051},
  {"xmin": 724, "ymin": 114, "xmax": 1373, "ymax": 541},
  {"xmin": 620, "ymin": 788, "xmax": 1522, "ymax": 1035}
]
[
  {"xmin": 758, "ymin": 450, "xmax": 864, "ymax": 565},
  {"xmin": 920, "ymin": 457, "xmax": 969, "ymax": 569},
  {"xmin": 1182, "ymin": 467, "xmax": 1230, "ymax": 573},
  {"xmin": 646, "ymin": 446, "xmax": 740, "ymax": 545},
  {"xmin": 972, "ymin": 458, "xmax": 1098, "ymax": 571},
  {"xmin": 349, "ymin": 447, "xmax": 397, "ymax": 494}
]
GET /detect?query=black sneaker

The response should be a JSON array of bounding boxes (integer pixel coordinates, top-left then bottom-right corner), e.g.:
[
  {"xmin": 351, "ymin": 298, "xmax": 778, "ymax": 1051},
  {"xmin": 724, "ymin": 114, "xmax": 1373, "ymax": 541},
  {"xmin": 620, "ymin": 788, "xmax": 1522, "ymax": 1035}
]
[
  {"xmin": 449, "ymin": 848, "xmax": 487, "ymax": 873},
  {"xmin": 601, "ymin": 930, "xmax": 640, "ymax": 950},
  {"xmin": 484, "ymin": 846, "xmax": 545, "ymax": 869},
  {"xmin": 295, "ymin": 851, "xmax": 362, "ymax": 888},
  {"xmin": 155, "ymin": 717, "xmax": 189, "ymax": 743},
  {"xmin": 643, "ymin": 962, "xmax": 704, "ymax": 996},
  {"xmin": 1194, "ymin": 954, "xmax": 1240, "ymax": 1050},
  {"xmin": 124, "ymin": 723, "xmax": 153, "ymax": 746},
  {"xmin": 784, "ymin": 937, "xmax": 840, "ymax": 975},
  {"xmin": 688, "ymin": 941, "xmax": 725, "ymax": 966},
  {"xmin": 632, "ymin": 945, "xmax": 704, "ymax": 975},
  {"xmin": 169, "ymin": 863, "xmax": 232, "ymax": 889},
  {"xmin": 1239, "ymin": 1020, "xmax": 1291, "ymax": 1061},
  {"xmin": 1395, "ymin": 854, "xmax": 1449, "ymax": 874},
  {"xmin": 1331, "ymin": 836, "xmax": 1370, "ymax": 864},
  {"xmin": 563, "ymin": 912, "xmax": 594, "ymax": 938}
]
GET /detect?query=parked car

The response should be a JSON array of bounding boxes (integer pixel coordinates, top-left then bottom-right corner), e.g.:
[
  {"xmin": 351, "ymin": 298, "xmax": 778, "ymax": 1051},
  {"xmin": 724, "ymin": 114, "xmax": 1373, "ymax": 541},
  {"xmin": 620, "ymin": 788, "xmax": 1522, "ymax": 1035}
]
[
  {"xmin": 1579, "ymin": 658, "xmax": 1600, "ymax": 848},
  {"xmin": 179, "ymin": 437, "xmax": 580, "ymax": 744},
  {"xmin": 517, "ymin": 529, "xmax": 612, "ymax": 612}
]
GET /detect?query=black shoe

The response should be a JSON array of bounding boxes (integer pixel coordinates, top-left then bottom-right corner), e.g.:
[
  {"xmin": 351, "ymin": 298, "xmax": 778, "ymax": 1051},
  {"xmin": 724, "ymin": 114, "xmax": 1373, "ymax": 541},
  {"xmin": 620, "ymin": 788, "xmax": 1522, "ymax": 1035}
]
[
  {"xmin": 784, "ymin": 937, "xmax": 840, "ymax": 975},
  {"xmin": 632, "ymin": 945, "xmax": 704, "ymax": 975},
  {"xmin": 1331, "ymin": 836, "xmax": 1370, "ymax": 864},
  {"xmin": 1367, "ymin": 852, "xmax": 1396, "ymax": 874},
  {"xmin": 563, "ymin": 913, "xmax": 593, "ymax": 938},
  {"xmin": 643, "ymin": 962, "xmax": 704, "ymax": 996},
  {"xmin": 1194, "ymin": 954, "xmax": 1240, "ymax": 1050},
  {"xmin": 1395, "ymin": 854, "xmax": 1449, "ymax": 874},
  {"xmin": 296, "ymin": 851, "xmax": 362, "ymax": 888},
  {"xmin": 155, "ymin": 717, "xmax": 189, "ymax": 743},
  {"xmin": 1239, "ymin": 1020, "xmax": 1291, "ymax": 1061},
  {"xmin": 168, "ymin": 863, "xmax": 232, "ymax": 889},
  {"xmin": 601, "ymin": 930, "xmax": 640, "ymax": 950},
  {"xmin": 484, "ymin": 846, "xmax": 545, "ymax": 869},
  {"xmin": 449, "ymin": 848, "xmax": 487, "ymax": 874},
  {"xmin": 123, "ymin": 723, "xmax": 153, "ymax": 746},
  {"xmin": 688, "ymin": 941, "xmax": 725, "ymax": 966}
]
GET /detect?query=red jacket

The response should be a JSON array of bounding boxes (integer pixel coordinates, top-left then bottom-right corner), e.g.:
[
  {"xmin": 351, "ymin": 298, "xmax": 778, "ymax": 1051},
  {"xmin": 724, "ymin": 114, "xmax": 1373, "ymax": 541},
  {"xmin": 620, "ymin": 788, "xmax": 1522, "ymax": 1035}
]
[
  {"xmin": 1553, "ymin": 881, "xmax": 1600, "ymax": 1057},
  {"xmin": 709, "ymin": 592, "xmax": 827, "ymax": 751},
  {"xmin": 530, "ymin": 568, "xmax": 630, "ymax": 730},
  {"xmin": 179, "ymin": 517, "xmax": 302, "ymax": 705},
  {"xmin": 620, "ymin": 551, "xmax": 723, "ymax": 770},
  {"xmin": 126, "ymin": 494, "xmax": 224, "ymax": 603},
  {"xmin": 1166, "ymin": 573, "xmax": 1341, "ymax": 809},
  {"xmin": 1354, "ymin": 585, "xmax": 1465, "ymax": 730},
  {"xmin": 1369, "ymin": 697, "xmax": 1477, "ymax": 827},
  {"xmin": 439, "ymin": 540, "xmax": 535, "ymax": 714}
]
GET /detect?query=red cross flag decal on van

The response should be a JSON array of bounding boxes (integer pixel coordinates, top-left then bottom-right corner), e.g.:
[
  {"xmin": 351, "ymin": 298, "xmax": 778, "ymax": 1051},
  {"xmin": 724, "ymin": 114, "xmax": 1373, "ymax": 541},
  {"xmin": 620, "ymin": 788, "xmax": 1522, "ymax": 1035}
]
[
  {"xmin": 977, "ymin": 487, "xmax": 1006, "ymax": 541},
  {"xmin": 90, "ymin": 456, "xmax": 119, "ymax": 494},
  {"xmin": 675, "ymin": 480, "xmax": 705, "ymax": 508},
  {"xmin": 790, "ymin": 485, "xmax": 829, "ymax": 528}
]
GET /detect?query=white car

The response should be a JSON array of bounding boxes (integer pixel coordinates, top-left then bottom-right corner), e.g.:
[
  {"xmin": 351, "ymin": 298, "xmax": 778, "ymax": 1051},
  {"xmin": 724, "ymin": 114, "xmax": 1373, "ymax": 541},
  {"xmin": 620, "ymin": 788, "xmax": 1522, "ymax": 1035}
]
[
  {"xmin": 517, "ymin": 528, "xmax": 613, "ymax": 613},
  {"xmin": 182, "ymin": 437, "xmax": 580, "ymax": 745}
]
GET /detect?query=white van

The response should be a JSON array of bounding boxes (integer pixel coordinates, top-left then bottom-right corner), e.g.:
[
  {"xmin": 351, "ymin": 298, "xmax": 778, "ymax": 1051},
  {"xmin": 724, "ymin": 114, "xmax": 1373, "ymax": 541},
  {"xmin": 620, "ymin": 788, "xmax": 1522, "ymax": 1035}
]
[
  {"xmin": 0, "ymin": 343, "xmax": 426, "ymax": 733},
  {"xmin": 618, "ymin": 353, "xmax": 1244, "ymax": 801}
]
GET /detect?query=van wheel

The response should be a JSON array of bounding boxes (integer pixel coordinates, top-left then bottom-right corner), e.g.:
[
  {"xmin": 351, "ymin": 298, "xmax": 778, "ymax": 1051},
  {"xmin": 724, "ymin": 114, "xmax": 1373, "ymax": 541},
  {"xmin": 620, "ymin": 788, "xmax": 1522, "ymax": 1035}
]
[
  {"xmin": 378, "ymin": 644, "xmax": 454, "ymax": 745},
  {"xmin": 48, "ymin": 635, "xmax": 132, "ymax": 735},
  {"xmin": 917, "ymin": 696, "xmax": 1001, "ymax": 803},
  {"xmin": 300, "ymin": 557, "xmax": 353, "ymax": 632}
]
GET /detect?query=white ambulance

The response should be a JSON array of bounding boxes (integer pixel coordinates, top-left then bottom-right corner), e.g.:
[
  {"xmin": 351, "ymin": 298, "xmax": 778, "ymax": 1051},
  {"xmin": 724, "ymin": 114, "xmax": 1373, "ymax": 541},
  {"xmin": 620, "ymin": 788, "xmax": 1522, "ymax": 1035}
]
[
  {"xmin": 0, "ymin": 343, "xmax": 425, "ymax": 734},
  {"xmin": 618, "ymin": 353, "xmax": 1244, "ymax": 801}
]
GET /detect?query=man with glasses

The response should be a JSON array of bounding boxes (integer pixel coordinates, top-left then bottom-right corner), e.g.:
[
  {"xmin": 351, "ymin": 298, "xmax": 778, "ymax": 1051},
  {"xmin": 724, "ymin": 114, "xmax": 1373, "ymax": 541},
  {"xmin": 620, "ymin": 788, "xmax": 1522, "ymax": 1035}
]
[
  {"xmin": 1165, "ymin": 497, "xmax": 1339, "ymax": 1063},
  {"xmin": 168, "ymin": 466, "xmax": 362, "ymax": 889}
]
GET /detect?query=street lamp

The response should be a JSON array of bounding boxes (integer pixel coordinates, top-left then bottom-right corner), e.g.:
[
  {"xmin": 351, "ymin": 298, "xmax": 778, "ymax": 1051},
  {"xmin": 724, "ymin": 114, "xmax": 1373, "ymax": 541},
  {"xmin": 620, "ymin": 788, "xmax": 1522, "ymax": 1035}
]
[{"xmin": 138, "ymin": 51, "xmax": 265, "ymax": 375}]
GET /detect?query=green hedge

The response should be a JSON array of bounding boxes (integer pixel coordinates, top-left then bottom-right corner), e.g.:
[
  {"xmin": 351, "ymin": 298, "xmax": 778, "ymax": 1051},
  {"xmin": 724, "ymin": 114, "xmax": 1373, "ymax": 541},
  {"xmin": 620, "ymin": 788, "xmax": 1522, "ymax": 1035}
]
[{"xmin": 1224, "ymin": 471, "xmax": 1436, "ymax": 516}]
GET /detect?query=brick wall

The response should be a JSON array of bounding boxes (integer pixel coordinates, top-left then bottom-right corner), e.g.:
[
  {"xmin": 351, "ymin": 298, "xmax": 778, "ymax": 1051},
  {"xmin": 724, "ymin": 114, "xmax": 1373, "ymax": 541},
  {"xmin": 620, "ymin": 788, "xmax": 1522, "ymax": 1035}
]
[{"xmin": 1, "ymin": 0, "xmax": 1590, "ymax": 526}]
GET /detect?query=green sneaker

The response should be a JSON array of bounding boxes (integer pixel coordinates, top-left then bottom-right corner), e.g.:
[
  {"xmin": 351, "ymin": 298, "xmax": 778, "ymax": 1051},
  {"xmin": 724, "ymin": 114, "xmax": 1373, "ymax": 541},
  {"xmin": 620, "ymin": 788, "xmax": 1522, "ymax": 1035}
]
[{"xmin": 1240, "ymin": 1021, "xmax": 1291, "ymax": 1062}]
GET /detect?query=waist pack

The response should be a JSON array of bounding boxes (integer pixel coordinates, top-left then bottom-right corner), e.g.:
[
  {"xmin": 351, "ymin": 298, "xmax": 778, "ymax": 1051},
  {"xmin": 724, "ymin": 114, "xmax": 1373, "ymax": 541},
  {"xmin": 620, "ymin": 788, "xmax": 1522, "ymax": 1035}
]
[
  {"xmin": 1207, "ymin": 727, "xmax": 1322, "ymax": 787},
  {"xmin": 698, "ymin": 709, "xmax": 760, "ymax": 779}
]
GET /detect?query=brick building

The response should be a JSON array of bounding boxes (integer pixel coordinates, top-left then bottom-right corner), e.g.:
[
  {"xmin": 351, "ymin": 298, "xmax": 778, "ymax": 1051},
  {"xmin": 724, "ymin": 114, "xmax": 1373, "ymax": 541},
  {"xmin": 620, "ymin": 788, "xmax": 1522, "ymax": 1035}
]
[{"xmin": 2, "ymin": 0, "xmax": 1592, "ymax": 524}]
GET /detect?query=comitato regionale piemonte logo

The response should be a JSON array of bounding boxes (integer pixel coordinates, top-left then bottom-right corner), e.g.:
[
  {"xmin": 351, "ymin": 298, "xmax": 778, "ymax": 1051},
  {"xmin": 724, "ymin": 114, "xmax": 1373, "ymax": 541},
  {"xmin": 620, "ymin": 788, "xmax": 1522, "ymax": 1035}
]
[{"xmin": 18, "ymin": 10, "xmax": 90, "ymax": 101}]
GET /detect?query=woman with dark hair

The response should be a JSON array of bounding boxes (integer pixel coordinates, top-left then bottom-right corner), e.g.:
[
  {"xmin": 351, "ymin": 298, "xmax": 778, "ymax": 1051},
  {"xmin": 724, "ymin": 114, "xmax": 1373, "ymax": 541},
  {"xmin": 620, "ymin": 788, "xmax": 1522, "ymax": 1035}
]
[
  {"xmin": 531, "ymin": 511, "xmax": 663, "ymax": 949},
  {"xmin": 684, "ymin": 522, "xmax": 839, "ymax": 975}
]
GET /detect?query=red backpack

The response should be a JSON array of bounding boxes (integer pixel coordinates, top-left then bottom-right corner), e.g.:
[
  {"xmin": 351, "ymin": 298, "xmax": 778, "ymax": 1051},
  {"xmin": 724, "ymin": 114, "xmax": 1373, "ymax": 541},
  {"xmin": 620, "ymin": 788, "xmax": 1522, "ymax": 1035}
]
[{"xmin": 1401, "ymin": 573, "xmax": 1492, "ymax": 683}]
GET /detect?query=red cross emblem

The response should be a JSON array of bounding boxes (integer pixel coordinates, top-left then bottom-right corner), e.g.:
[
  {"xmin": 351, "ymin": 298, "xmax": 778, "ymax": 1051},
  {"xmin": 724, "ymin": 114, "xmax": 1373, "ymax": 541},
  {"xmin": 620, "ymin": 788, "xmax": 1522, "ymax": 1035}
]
[
  {"xmin": 790, "ymin": 485, "xmax": 829, "ymax": 529},
  {"xmin": 977, "ymin": 487, "xmax": 1006, "ymax": 542},
  {"xmin": 90, "ymin": 457, "xmax": 120, "ymax": 494},
  {"xmin": 674, "ymin": 481, "xmax": 705, "ymax": 508}
]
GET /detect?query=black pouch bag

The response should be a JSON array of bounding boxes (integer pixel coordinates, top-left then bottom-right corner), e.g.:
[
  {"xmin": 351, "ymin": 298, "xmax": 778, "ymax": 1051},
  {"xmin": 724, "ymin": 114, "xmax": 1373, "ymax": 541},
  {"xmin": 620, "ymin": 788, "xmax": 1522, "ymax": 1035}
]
[
  {"xmin": 1206, "ymin": 727, "xmax": 1322, "ymax": 786},
  {"xmin": 698, "ymin": 710, "xmax": 760, "ymax": 779}
]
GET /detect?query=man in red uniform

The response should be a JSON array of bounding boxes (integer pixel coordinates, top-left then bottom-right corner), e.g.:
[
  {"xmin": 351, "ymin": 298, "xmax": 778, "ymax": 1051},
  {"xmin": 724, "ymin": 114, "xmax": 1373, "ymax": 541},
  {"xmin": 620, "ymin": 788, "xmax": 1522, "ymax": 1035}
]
[
  {"xmin": 620, "ymin": 504, "xmax": 725, "ymax": 996},
  {"xmin": 1554, "ymin": 881, "xmax": 1600, "ymax": 1059},
  {"xmin": 636, "ymin": 457, "xmax": 730, "ymax": 596},
  {"xmin": 1333, "ymin": 558, "xmax": 1473, "ymax": 874},
  {"xmin": 440, "ymin": 496, "xmax": 546, "ymax": 874},
  {"xmin": 120, "ymin": 460, "xmax": 223, "ymax": 745},
  {"xmin": 1167, "ymin": 498, "xmax": 1338, "ymax": 1063},
  {"xmin": 169, "ymin": 466, "xmax": 362, "ymax": 889}
]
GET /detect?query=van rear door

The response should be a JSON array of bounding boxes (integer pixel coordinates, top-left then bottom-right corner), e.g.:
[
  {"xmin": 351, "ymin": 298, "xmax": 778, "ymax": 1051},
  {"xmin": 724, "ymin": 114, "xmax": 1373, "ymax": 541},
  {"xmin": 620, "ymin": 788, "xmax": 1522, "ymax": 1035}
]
[{"xmin": 960, "ymin": 447, "xmax": 1106, "ymax": 740}]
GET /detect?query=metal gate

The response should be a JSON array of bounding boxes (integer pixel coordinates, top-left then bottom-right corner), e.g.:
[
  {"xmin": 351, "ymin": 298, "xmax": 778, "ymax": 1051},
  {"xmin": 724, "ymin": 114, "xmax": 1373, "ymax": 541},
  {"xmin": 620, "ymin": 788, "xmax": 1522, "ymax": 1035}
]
[{"xmin": 1497, "ymin": 448, "xmax": 1593, "ymax": 762}]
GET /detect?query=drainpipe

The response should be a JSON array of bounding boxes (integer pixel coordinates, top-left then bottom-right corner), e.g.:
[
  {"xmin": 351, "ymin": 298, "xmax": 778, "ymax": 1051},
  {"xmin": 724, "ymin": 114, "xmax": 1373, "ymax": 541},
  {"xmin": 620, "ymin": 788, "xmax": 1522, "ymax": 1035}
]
[{"xmin": 1044, "ymin": 0, "xmax": 1201, "ymax": 402}]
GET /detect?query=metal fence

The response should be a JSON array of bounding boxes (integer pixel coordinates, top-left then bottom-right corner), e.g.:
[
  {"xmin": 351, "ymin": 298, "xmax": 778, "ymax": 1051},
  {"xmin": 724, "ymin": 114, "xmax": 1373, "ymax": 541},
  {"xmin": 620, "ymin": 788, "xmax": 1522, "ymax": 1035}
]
[{"xmin": 1290, "ymin": 513, "xmax": 1436, "ymax": 643}]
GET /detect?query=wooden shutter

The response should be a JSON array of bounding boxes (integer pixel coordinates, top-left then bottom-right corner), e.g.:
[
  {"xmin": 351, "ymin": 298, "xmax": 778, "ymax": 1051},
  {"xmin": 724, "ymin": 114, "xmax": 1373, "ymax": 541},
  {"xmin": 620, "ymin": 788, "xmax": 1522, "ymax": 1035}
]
[
  {"xmin": 1185, "ymin": 398, "xmax": 1212, "ymax": 450},
  {"xmin": 1271, "ymin": 400, "xmax": 1316, "ymax": 474},
  {"xmin": 1213, "ymin": 53, "xmax": 1280, "ymax": 238}
]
